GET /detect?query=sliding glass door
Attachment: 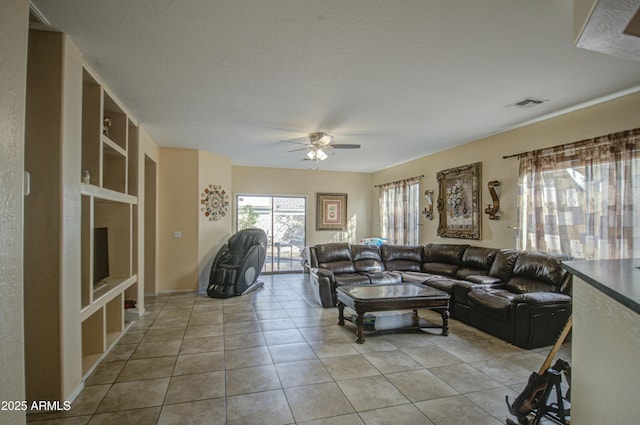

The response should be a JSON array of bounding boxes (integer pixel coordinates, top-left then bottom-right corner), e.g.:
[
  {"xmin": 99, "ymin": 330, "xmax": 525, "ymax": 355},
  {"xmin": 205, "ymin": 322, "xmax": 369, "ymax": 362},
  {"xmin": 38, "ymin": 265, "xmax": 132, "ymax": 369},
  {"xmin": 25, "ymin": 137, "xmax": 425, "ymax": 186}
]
[{"xmin": 236, "ymin": 195, "xmax": 306, "ymax": 273}]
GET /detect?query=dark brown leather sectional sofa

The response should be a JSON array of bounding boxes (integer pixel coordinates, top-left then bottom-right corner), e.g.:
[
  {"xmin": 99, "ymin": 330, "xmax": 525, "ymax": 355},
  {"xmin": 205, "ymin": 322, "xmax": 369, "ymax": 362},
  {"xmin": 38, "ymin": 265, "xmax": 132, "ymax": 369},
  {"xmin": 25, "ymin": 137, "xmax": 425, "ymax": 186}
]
[{"xmin": 309, "ymin": 243, "xmax": 572, "ymax": 349}]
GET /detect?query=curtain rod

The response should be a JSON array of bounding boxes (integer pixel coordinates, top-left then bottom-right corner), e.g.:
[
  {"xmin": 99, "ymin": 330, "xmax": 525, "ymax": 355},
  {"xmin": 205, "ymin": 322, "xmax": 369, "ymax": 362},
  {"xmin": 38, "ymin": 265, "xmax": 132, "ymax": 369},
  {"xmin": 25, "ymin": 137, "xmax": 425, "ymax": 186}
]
[
  {"xmin": 374, "ymin": 174, "xmax": 424, "ymax": 188},
  {"xmin": 503, "ymin": 127, "xmax": 640, "ymax": 159}
]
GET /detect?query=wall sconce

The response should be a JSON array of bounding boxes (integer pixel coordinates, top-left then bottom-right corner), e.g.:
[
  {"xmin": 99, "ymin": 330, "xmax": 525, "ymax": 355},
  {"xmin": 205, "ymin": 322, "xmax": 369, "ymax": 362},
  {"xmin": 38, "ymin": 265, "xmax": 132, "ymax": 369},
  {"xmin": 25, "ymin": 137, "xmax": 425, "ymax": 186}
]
[
  {"xmin": 422, "ymin": 190, "xmax": 434, "ymax": 220},
  {"xmin": 484, "ymin": 181, "xmax": 500, "ymax": 220}
]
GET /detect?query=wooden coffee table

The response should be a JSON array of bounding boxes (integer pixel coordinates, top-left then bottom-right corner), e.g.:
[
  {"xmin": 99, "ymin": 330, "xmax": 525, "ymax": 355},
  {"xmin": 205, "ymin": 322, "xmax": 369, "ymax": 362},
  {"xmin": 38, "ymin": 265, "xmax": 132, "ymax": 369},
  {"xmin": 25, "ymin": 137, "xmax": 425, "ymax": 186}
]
[{"xmin": 337, "ymin": 283, "xmax": 450, "ymax": 343}]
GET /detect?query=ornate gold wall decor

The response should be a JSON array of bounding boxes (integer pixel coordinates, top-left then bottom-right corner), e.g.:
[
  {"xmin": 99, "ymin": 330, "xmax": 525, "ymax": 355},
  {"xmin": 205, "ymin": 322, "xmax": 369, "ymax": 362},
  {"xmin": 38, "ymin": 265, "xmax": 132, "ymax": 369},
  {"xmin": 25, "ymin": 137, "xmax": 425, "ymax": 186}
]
[{"xmin": 437, "ymin": 162, "xmax": 481, "ymax": 239}]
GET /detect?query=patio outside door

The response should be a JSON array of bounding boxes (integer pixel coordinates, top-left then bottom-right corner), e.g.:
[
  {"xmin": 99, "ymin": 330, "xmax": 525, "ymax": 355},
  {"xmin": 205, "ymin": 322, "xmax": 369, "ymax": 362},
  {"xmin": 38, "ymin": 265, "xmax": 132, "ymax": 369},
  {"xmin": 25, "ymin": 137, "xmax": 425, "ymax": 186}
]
[{"xmin": 236, "ymin": 195, "xmax": 306, "ymax": 273}]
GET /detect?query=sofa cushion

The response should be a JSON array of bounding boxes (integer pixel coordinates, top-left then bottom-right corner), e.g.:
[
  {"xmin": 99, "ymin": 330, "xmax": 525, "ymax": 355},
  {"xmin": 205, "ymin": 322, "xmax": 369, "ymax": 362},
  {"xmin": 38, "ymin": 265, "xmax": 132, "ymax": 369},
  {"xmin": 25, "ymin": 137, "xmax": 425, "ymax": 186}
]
[
  {"xmin": 424, "ymin": 244, "xmax": 468, "ymax": 264},
  {"xmin": 513, "ymin": 292, "xmax": 572, "ymax": 305},
  {"xmin": 354, "ymin": 259, "xmax": 384, "ymax": 273},
  {"xmin": 398, "ymin": 271, "xmax": 434, "ymax": 283},
  {"xmin": 364, "ymin": 271, "xmax": 402, "ymax": 284},
  {"xmin": 488, "ymin": 249, "xmax": 520, "ymax": 282},
  {"xmin": 455, "ymin": 247, "xmax": 499, "ymax": 279},
  {"xmin": 319, "ymin": 260, "xmax": 355, "ymax": 274},
  {"xmin": 505, "ymin": 277, "xmax": 558, "ymax": 294},
  {"xmin": 424, "ymin": 277, "xmax": 458, "ymax": 294},
  {"xmin": 511, "ymin": 251, "xmax": 571, "ymax": 289},
  {"xmin": 381, "ymin": 245, "xmax": 423, "ymax": 271},
  {"xmin": 422, "ymin": 262, "xmax": 459, "ymax": 277},
  {"xmin": 351, "ymin": 245, "xmax": 384, "ymax": 272},
  {"xmin": 315, "ymin": 243, "xmax": 352, "ymax": 264},
  {"xmin": 465, "ymin": 275, "xmax": 503, "ymax": 285},
  {"xmin": 351, "ymin": 245, "xmax": 382, "ymax": 260},
  {"xmin": 335, "ymin": 273, "xmax": 371, "ymax": 286},
  {"xmin": 468, "ymin": 288, "xmax": 517, "ymax": 321}
]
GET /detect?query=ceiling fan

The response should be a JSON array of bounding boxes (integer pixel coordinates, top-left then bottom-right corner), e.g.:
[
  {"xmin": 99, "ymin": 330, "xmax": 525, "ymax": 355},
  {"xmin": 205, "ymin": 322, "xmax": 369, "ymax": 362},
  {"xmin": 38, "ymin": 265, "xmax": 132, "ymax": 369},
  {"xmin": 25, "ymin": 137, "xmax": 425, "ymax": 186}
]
[{"xmin": 281, "ymin": 132, "xmax": 361, "ymax": 161}]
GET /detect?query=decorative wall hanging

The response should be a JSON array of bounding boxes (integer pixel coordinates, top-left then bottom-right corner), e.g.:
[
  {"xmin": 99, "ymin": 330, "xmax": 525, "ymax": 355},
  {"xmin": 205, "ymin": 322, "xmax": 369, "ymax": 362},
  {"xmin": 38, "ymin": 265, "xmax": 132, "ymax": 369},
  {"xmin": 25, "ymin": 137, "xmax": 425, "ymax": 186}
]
[
  {"xmin": 316, "ymin": 193, "xmax": 348, "ymax": 230},
  {"xmin": 422, "ymin": 189, "xmax": 434, "ymax": 220},
  {"xmin": 437, "ymin": 162, "xmax": 481, "ymax": 239},
  {"xmin": 201, "ymin": 184, "xmax": 229, "ymax": 221},
  {"xmin": 484, "ymin": 180, "xmax": 500, "ymax": 220}
]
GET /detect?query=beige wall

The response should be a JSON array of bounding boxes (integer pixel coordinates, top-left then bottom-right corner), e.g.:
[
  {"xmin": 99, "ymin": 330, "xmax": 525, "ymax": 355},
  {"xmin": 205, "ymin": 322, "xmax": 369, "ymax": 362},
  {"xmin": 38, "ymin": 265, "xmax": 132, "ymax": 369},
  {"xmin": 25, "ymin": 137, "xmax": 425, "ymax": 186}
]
[
  {"xmin": 232, "ymin": 166, "xmax": 373, "ymax": 245},
  {"xmin": 138, "ymin": 127, "xmax": 159, "ymax": 298},
  {"xmin": 158, "ymin": 149, "xmax": 199, "ymax": 291},
  {"xmin": 198, "ymin": 151, "xmax": 232, "ymax": 290},
  {"xmin": 24, "ymin": 30, "xmax": 84, "ymax": 402},
  {"xmin": 373, "ymin": 91, "xmax": 640, "ymax": 249},
  {"xmin": 158, "ymin": 148, "xmax": 233, "ymax": 292},
  {"xmin": 0, "ymin": 0, "xmax": 28, "ymax": 423}
]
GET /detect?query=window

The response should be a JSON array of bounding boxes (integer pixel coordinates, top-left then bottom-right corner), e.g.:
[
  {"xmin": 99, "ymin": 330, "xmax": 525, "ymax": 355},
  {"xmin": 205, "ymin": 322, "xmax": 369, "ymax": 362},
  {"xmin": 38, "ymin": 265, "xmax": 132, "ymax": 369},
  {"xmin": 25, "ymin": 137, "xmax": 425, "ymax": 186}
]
[
  {"xmin": 516, "ymin": 129, "xmax": 640, "ymax": 259},
  {"xmin": 236, "ymin": 195, "xmax": 306, "ymax": 273},
  {"xmin": 378, "ymin": 176, "xmax": 421, "ymax": 245}
]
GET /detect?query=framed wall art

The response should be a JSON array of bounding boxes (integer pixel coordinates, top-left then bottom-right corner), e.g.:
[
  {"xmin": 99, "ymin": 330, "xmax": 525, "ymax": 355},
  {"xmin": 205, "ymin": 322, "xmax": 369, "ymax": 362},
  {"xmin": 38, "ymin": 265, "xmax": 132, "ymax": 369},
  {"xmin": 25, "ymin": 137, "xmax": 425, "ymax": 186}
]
[
  {"xmin": 316, "ymin": 193, "xmax": 348, "ymax": 231},
  {"xmin": 437, "ymin": 162, "xmax": 481, "ymax": 239},
  {"xmin": 200, "ymin": 184, "xmax": 229, "ymax": 221}
]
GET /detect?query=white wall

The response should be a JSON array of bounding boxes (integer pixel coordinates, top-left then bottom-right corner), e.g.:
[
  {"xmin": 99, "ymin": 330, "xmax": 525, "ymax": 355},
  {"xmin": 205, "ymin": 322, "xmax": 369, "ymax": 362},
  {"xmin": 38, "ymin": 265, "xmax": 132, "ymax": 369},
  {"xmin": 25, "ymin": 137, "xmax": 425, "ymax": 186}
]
[{"xmin": 0, "ymin": 0, "xmax": 28, "ymax": 423}]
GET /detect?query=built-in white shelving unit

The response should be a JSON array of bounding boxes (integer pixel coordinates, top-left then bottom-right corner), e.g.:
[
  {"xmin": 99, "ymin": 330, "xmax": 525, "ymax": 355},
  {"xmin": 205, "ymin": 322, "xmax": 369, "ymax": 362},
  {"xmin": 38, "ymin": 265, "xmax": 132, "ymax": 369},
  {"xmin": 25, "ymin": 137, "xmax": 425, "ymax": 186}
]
[
  {"xmin": 24, "ymin": 30, "xmax": 145, "ymax": 402},
  {"xmin": 79, "ymin": 67, "xmax": 139, "ymax": 375}
]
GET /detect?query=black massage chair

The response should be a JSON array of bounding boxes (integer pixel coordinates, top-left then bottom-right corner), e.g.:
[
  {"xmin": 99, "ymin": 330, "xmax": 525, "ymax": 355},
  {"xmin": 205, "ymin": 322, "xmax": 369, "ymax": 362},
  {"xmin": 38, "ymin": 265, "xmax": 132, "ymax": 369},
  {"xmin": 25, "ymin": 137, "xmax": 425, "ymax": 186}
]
[{"xmin": 207, "ymin": 228, "xmax": 267, "ymax": 298}]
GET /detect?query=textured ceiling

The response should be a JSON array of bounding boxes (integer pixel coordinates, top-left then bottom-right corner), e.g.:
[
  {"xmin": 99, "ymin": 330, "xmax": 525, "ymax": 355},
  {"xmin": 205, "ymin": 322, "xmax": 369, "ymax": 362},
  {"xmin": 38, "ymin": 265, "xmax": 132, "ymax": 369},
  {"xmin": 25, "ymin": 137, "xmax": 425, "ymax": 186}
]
[{"xmin": 31, "ymin": 0, "xmax": 640, "ymax": 172}]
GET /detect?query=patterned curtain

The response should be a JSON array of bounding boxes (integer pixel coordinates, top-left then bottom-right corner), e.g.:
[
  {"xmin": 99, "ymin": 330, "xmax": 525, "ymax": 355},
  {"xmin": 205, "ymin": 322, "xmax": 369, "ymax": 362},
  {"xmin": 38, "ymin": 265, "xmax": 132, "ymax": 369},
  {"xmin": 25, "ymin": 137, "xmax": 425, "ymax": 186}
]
[
  {"xmin": 379, "ymin": 176, "xmax": 420, "ymax": 245},
  {"xmin": 517, "ymin": 128, "xmax": 640, "ymax": 259}
]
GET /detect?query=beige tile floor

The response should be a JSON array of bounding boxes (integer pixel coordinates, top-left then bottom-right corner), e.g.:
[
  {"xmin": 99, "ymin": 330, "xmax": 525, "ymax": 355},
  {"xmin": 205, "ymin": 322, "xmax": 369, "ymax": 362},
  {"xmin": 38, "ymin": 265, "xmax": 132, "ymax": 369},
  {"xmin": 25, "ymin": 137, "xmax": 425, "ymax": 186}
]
[{"xmin": 27, "ymin": 274, "xmax": 571, "ymax": 425}]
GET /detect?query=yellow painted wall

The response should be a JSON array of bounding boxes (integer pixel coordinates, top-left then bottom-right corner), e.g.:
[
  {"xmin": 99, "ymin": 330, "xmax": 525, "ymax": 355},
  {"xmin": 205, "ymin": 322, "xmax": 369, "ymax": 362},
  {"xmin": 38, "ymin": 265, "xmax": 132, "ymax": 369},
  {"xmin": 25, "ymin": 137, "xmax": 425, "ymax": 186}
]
[
  {"xmin": 158, "ymin": 148, "xmax": 233, "ymax": 292},
  {"xmin": 138, "ymin": 127, "xmax": 159, "ymax": 298},
  {"xmin": 373, "ymin": 91, "xmax": 640, "ymax": 249},
  {"xmin": 0, "ymin": 0, "xmax": 28, "ymax": 422},
  {"xmin": 232, "ymin": 166, "xmax": 373, "ymax": 245},
  {"xmin": 158, "ymin": 148, "xmax": 199, "ymax": 291},
  {"xmin": 198, "ymin": 151, "xmax": 232, "ymax": 290}
]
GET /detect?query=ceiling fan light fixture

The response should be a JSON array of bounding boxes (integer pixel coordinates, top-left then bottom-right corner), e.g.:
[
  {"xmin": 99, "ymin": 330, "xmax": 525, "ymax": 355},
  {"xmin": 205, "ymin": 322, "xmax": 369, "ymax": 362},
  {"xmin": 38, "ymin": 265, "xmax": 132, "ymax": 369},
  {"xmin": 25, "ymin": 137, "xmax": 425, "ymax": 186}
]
[
  {"xmin": 318, "ymin": 133, "xmax": 333, "ymax": 145},
  {"xmin": 316, "ymin": 149, "xmax": 328, "ymax": 160},
  {"xmin": 306, "ymin": 148, "xmax": 328, "ymax": 161},
  {"xmin": 309, "ymin": 131, "xmax": 334, "ymax": 145}
]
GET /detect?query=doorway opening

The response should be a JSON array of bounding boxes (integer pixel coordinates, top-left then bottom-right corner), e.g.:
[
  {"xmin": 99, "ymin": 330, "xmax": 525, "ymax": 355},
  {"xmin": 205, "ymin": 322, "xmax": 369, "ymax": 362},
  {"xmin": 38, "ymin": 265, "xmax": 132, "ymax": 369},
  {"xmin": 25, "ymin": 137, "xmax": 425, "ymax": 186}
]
[
  {"xmin": 236, "ymin": 195, "xmax": 306, "ymax": 273},
  {"xmin": 144, "ymin": 155, "xmax": 157, "ymax": 295}
]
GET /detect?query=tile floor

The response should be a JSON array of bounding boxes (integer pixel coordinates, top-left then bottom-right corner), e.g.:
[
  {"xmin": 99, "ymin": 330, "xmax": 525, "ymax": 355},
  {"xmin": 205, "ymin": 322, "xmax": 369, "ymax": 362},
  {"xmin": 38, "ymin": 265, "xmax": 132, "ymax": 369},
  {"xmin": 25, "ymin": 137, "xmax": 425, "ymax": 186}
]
[{"xmin": 27, "ymin": 274, "xmax": 571, "ymax": 425}]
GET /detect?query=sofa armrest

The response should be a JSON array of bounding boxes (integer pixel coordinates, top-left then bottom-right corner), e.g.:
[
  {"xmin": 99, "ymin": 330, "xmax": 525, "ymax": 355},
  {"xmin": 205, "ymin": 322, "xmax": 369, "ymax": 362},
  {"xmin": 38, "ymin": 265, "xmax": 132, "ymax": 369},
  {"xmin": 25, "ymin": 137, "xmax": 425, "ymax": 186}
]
[
  {"xmin": 453, "ymin": 278, "xmax": 504, "ymax": 311},
  {"xmin": 513, "ymin": 292, "xmax": 572, "ymax": 306},
  {"xmin": 310, "ymin": 267, "xmax": 337, "ymax": 308},
  {"xmin": 311, "ymin": 267, "xmax": 334, "ymax": 279},
  {"xmin": 512, "ymin": 292, "xmax": 572, "ymax": 349},
  {"xmin": 465, "ymin": 275, "xmax": 503, "ymax": 286}
]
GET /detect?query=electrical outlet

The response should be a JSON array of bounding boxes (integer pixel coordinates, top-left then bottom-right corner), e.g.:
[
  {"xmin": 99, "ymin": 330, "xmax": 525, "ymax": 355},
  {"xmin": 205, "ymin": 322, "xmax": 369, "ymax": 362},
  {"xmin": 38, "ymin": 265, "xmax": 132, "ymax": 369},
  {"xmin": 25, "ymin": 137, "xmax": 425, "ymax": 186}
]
[{"xmin": 173, "ymin": 231, "xmax": 182, "ymax": 238}]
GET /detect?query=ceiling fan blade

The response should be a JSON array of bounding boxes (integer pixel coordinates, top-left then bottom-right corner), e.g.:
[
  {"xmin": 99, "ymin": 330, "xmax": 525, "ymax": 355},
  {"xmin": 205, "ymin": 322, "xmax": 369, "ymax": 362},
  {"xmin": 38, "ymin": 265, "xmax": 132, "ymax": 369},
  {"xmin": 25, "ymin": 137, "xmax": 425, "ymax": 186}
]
[
  {"xmin": 331, "ymin": 144, "xmax": 361, "ymax": 149},
  {"xmin": 287, "ymin": 147, "xmax": 310, "ymax": 153},
  {"xmin": 279, "ymin": 137, "xmax": 309, "ymax": 145}
]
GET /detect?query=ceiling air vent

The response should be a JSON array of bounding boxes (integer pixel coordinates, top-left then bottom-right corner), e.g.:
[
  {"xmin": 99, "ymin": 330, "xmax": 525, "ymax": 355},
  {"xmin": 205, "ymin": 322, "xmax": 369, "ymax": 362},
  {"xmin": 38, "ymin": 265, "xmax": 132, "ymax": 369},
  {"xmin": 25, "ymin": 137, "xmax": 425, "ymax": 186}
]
[{"xmin": 507, "ymin": 97, "xmax": 548, "ymax": 109}]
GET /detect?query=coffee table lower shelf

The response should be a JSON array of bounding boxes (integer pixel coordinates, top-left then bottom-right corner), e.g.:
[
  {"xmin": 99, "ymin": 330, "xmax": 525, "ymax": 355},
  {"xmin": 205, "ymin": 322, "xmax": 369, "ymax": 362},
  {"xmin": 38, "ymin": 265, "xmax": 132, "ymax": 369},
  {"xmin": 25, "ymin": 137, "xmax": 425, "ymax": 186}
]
[{"xmin": 336, "ymin": 283, "xmax": 450, "ymax": 344}]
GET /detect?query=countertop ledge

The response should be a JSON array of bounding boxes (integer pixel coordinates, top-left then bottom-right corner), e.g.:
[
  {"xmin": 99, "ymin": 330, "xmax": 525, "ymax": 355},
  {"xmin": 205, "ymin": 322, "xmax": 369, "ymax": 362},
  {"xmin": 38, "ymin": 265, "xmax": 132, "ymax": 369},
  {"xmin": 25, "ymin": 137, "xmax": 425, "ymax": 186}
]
[{"xmin": 562, "ymin": 259, "xmax": 640, "ymax": 315}]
